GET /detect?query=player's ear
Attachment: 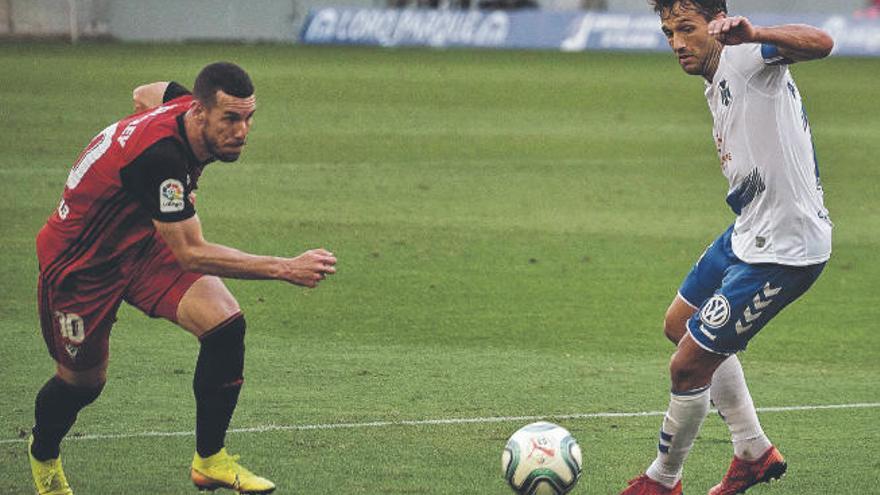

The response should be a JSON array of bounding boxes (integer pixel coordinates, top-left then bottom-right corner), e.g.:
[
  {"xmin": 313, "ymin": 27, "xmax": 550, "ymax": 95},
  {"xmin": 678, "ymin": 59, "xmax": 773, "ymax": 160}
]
[{"xmin": 190, "ymin": 100, "xmax": 207, "ymax": 123}]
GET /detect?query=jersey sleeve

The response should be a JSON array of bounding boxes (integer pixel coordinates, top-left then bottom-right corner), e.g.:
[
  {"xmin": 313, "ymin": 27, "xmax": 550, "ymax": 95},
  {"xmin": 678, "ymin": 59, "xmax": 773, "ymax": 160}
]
[
  {"xmin": 759, "ymin": 44, "xmax": 795, "ymax": 66},
  {"xmin": 119, "ymin": 137, "xmax": 196, "ymax": 222},
  {"xmin": 727, "ymin": 44, "xmax": 787, "ymax": 90},
  {"xmin": 163, "ymin": 81, "xmax": 192, "ymax": 102}
]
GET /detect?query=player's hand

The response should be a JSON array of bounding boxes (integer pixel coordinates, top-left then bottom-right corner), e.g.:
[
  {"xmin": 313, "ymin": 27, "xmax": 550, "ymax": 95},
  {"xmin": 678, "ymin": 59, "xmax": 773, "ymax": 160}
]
[
  {"xmin": 281, "ymin": 248, "xmax": 337, "ymax": 288},
  {"xmin": 708, "ymin": 16, "xmax": 757, "ymax": 46}
]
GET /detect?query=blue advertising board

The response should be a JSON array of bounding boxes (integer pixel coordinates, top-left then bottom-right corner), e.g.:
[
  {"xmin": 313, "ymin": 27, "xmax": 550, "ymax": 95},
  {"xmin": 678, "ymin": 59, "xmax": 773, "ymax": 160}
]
[{"xmin": 299, "ymin": 8, "xmax": 880, "ymax": 57}]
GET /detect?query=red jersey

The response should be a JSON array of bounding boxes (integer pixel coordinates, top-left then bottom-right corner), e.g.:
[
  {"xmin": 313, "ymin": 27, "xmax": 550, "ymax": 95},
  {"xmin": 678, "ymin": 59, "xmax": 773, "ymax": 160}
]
[{"xmin": 37, "ymin": 83, "xmax": 206, "ymax": 288}]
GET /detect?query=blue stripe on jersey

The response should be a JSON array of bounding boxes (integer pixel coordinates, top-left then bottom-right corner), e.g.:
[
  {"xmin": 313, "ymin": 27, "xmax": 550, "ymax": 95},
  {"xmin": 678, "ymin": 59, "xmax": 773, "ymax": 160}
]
[
  {"xmin": 726, "ymin": 168, "xmax": 767, "ymax": 215},
  {"xmin": 786, "ymin": 81, "xmax": 823, "ymax": 184},
  {"xmin": 761, "ymin": 43, "xmax": 793, "ymax": 65}
]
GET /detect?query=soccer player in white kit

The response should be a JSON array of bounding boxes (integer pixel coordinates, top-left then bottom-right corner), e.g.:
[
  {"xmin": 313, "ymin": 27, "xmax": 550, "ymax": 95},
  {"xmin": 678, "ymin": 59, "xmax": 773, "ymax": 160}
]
[{"xmin": 619, "ymin": 1, "xmax": 834, "ymax": 494}]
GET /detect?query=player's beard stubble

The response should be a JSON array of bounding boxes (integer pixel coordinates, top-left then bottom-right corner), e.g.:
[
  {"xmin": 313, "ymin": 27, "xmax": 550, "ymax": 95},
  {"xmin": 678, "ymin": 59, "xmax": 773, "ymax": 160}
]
[
  {"xmin": 700, "ymin": 39, "xmax": 723, "ymax": 80},
  {"xmin": 203, "ymin": 126, "xmax": 245, "ymax": 163}
]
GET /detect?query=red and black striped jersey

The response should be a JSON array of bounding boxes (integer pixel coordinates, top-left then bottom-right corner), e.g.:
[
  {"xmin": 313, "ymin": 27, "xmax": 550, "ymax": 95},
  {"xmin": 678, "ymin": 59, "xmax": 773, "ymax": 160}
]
[{"xmin": 37, "ymin": 82, "xmax": 208, "ymax": 287}]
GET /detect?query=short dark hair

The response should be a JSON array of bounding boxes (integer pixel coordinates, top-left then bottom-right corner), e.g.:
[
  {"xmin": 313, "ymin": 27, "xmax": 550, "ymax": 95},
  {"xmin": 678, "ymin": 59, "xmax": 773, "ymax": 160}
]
[
  {"xmin": 649, "ymin": 0, "xmax": 727, "ymax": 21},
  {"xmin": 193, "ymin": 62, "xmax": 254, "ymax": 107}
]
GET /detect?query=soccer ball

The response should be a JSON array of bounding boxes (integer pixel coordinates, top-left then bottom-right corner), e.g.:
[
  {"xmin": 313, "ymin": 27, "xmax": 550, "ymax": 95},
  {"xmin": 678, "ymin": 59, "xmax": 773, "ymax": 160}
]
[{"xmin": 502, "ymin": 422, "xmax": 583, "ymax": 495}]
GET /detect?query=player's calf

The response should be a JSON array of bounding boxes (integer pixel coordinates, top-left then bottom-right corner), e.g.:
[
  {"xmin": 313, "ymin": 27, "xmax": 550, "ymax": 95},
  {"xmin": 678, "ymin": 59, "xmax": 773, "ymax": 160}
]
[{"xmin": 193, "ymin": 314, "xmax": 246, "ymax": 458}]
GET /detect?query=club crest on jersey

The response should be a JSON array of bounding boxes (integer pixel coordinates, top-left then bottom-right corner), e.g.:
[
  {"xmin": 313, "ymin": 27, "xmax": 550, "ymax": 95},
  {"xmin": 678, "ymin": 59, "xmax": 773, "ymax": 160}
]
[
  {"xmin": 159, "ymin": 179, "xmax": 185, "ymax": 213},
  {"xmin": 719, "ymin": 79, "xmax": 732, "ymax": 106},
  {"xmin": 700, "ymin": 294, "xmax": 730, "ymax": 329}
]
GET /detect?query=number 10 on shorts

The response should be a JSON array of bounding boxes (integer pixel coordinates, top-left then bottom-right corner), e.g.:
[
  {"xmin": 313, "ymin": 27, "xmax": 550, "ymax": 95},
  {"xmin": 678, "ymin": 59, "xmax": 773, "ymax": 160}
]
[{"xmin": 54, "ymin": 311, "xmax": 85, "ymax": 344}]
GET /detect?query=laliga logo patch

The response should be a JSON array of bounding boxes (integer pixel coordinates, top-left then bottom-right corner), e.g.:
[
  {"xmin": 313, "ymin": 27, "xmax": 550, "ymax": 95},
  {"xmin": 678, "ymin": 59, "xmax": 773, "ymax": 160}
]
[
  {"xmin": 700, "ymin": 294, "xmax": 730, "ymax": 329},
  {"xmin": 159, "ymin": 179, "xmax": 185, "ymax": 213}
]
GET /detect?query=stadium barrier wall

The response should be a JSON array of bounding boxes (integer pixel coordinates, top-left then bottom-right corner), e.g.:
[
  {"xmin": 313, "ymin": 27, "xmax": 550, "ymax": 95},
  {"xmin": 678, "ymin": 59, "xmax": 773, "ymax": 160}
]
[
  {"xmin": 299, "ymin": 9, "xmax": 880, "ymax": 56},
  {"xmin": 1, "ymin": 0, "xmax": 876, "ymax": 53},
  {"xmin": 0, "ymin": 0, "xmax": 110, "ymax": 40}
]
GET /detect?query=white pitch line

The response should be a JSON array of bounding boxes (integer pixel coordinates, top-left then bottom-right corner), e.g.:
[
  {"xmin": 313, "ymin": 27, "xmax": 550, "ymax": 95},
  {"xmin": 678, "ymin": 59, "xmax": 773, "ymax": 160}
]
[{"xmin": 2, "ymin": 402, "xmax": 878, "ymax": 445}]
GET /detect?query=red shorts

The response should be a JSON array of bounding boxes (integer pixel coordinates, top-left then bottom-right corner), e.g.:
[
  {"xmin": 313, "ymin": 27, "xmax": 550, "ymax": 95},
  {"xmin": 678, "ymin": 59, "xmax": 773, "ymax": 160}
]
[{"xmin": 38, "ymin": 234, "xmax": 203, "ymax": 371}]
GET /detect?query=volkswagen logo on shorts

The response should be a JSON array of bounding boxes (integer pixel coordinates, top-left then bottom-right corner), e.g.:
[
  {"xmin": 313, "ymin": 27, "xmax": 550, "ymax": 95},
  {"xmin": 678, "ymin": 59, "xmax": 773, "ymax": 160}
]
[{"xmin": 700, "ymin": 294, "xmax": 731, "ymax": 329}]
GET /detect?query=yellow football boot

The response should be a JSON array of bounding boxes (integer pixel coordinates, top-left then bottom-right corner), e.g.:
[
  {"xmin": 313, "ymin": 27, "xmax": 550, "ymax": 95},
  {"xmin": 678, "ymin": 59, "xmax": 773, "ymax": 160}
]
[
  {"xmin": 28, "ymin": 436, "xmax": 73, "ymax": 495},
  {"xmin": 191, "ymin": 448, "xmax": 276, "ymax": 494}
]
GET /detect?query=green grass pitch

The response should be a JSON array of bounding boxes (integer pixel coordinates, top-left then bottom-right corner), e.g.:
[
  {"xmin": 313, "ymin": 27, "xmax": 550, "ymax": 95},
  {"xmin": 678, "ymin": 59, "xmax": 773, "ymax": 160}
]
[{"xmin": 0, "ymin": 42, "xmax": 878, "ymax": 494}]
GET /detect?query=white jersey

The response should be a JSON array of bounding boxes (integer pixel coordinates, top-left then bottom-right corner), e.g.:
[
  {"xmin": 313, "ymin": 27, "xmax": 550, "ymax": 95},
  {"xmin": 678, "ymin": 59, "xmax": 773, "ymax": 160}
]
[{"xmin": 705, "ymin": 43, "xmax": 832, "ymax": 266}]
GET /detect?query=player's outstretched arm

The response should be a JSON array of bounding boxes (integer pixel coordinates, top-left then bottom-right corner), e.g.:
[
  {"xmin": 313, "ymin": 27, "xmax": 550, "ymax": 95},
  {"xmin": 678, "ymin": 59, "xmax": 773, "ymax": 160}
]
[
  {"xmin": 154, "ymin": 215, "xmax": 337, "ymax": 288},
  {"xmin": 708, "ymin": 16, "xmax": 834, "ymax": 63},
  {"xmin": 132, "ymin": 81, "xmax": 171, "ymax": 113}
]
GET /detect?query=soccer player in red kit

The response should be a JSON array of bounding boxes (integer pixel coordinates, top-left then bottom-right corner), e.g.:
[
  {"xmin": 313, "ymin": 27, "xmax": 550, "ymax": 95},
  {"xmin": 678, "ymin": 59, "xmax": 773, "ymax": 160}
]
[{"xmin": 29, "ymin": 62, "xmax": 336, "ymax": 495}]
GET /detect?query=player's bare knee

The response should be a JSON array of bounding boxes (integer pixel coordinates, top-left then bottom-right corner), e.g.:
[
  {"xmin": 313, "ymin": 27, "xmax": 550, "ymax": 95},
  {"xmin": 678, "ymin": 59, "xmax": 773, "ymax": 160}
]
[
  {"xmin": 178, "ymin": 276, "xmax": 242, "ymax": 336},
  {"xmin": 56, "ymin": 361, "xmax": 108, "ymax": 389},
  {"xmin": 669, "ymin": 365, "xmax": 693, "ymax": 390},
  {"xmin": 668, "ymin": 356, "xmax": 710, "ymax": 392}
]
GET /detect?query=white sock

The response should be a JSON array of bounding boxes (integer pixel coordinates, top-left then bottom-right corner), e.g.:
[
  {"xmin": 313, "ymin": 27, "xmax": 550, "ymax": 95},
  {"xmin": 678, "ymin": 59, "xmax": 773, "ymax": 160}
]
[
  {"xmin": 710, "ymin": 356, "xmax": 772, "ymax": 461},
  {"xmin": 646, "ymin": 386, "xmax": 711, "ymax": 488}
]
